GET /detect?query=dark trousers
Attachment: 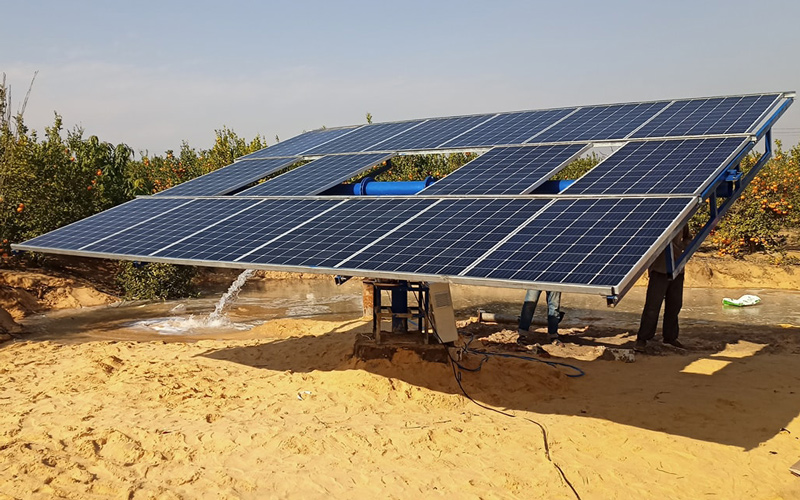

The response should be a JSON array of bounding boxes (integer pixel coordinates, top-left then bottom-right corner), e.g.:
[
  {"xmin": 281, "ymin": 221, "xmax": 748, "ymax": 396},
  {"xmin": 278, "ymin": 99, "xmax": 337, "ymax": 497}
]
[{"xmin": 637, "ymin": 270, "xmax": 684, "ymax": 343}]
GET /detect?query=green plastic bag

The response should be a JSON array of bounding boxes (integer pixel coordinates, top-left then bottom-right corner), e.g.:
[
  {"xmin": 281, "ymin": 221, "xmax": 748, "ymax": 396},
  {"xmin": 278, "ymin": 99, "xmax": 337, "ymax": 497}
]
[{"xmin": 722, "ymin": 295, "xmax": 761, "ymax": 307}]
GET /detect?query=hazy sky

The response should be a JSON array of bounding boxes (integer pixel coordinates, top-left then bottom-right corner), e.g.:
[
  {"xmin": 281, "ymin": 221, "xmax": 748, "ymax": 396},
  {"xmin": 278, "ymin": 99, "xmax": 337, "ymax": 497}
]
[{"xmin": 2, "ymin": 0, "xmax": 799, "ymax": 154}]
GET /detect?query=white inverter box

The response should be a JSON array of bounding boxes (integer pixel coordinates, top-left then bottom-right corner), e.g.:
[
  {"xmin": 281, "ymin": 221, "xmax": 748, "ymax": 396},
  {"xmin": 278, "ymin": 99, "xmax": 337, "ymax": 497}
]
[{"xmin": 428, "ymin": 282, "xmax": 458, "ymax": 343}]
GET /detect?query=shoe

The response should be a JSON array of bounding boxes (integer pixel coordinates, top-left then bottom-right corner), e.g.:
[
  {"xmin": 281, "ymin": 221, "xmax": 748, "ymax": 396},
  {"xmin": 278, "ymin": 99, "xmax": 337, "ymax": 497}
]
[
  {"xmin": 663, "ymin": 339, "xmax": 685, "ymax": 349},
  {"xmin": 549, "ymin": 335, "xmax": 564, "ymax": 347},
  {"xmin": 634, "ymin": 339, "xmax": 647, "ymax": 353},
  {"xmin": 517, "ymin": 333, "xmax": 535, "ymax": 345}
]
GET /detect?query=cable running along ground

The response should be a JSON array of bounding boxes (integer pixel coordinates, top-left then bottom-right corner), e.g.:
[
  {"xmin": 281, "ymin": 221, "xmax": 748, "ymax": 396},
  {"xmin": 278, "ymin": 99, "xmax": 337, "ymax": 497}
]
[{"xmin": 414, "ymin": 288, "xmax": 582, "ymax": 500}]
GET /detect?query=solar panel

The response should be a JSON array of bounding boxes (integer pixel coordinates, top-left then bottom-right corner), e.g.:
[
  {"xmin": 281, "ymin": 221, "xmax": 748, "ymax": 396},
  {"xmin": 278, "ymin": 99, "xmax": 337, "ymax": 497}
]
[
  {"xmin": 154, "ymin": 158, "xmax": 299, "ymax": 197},
  {"xmin": 564, "ymin": 138, "xmax": 748, "ymax": 196},
  {"xmin": 12, "ymin": 92, "xmax": 793, "ymax": 299},
  {"xmin": 155, "ymin": 199, "xmax": 343, "ymax": 261},
  {"xmin": 82, "ymin": 198, "xmax": 257, "ymax": 256},
  {"xmin": 631, "ymin": 94, "xmax": 781, "ymax": 138},
  {"xmin": 463, "ymin": 197, "xmax": 694, "ymax": 287},
  {"xmin": 338, "ymin": 199, "xmax": 550, "ymax": 275},
  {"xmin": 15, "ymin": 198, "xmax": 193, "ymax": 252},
  {"xmin": 303, "ymin": 120, "xmax": 424, "ymax": 155},
  {"xmin": 422, "ymin": 144, "xmax": 586, "ymax": 196},
  {"xmin": 365, "ymin": 115, "xmax": 493, "ymax": 151},
  {"xmin": 439, "ymin": 108, "xmax": 575, "ymax": 148},
  {"xmin": 238, "ymin": 127, "xmax": 359, "ymax": 159},
  {"xmin": 530, "ymin": 101, "xmax": 668, "ymax": 143},
  {"xmin": 235, "ymin": 153, "xmax": 393, "ymax": 197},
  {"xmin": 239, "ymin": 198, "xmax": 434, "ymax": 268}
]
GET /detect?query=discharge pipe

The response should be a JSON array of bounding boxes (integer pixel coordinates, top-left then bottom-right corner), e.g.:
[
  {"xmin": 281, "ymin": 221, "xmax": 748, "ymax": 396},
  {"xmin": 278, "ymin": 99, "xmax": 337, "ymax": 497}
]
[{"xmin": 323, "ymin": 176, "xmax": 436, "ymax": 196}]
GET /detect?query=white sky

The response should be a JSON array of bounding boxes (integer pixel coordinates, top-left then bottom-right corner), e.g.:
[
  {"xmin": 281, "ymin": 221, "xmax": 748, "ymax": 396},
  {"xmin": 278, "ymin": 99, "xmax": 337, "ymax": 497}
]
[{"xmin": 2, "ymin": 0, "xmax": 799, "ymax": 154}]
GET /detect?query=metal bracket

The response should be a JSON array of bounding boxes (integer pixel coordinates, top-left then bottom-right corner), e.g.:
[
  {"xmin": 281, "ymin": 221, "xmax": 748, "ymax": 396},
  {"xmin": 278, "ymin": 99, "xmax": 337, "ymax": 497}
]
[
  {"xmin": 675, "ymin": 128, "xmax": 775, "ymax": 277},
  {"xmin": 334, "ymin": 275, "xmax": 352, "ymax": 285}
]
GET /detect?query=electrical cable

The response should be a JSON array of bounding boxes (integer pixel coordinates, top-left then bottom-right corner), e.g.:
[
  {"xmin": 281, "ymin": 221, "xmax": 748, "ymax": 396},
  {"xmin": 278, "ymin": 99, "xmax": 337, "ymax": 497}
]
[{"xmin": 412, "ymin": 285, "xmax": 582, "ymax": 500}]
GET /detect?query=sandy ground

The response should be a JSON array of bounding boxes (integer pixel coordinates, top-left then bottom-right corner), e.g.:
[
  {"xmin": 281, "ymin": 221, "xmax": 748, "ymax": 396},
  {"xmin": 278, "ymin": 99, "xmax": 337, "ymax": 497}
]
[{"xmin": 2, "ymin": 312, "xmax": 800, "ymax": 499}]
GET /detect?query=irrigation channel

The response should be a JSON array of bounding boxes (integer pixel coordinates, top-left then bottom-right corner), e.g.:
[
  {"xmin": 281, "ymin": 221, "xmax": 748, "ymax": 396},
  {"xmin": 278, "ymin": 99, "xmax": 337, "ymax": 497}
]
[{"xmin": 15, "ymin": 271, "xmax": 800, "ymax": 345}]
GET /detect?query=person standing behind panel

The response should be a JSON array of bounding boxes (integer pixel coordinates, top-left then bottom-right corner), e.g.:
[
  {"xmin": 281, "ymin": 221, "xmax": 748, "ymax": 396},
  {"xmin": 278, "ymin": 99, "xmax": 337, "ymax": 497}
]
[
  {"xmin": 518, "ymin": 290, "xmax": 563, "ymax": 346},
  {"xmin": 634, "ymin": 226, "xmax": 692, "ymax": 352}
]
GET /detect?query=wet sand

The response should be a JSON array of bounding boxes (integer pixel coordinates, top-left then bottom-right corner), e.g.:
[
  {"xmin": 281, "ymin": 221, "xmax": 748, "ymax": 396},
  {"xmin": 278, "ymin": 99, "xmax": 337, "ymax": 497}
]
[{"xmin": 2, "ymin": 283, "xmax": 800, "ymax": 499}]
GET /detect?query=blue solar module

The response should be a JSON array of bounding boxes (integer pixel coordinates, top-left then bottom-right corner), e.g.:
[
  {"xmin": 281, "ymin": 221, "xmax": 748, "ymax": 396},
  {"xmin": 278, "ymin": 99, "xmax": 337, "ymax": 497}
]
[
  {"xmin": 14, "ymin": 198, "xmax": 193, "ymax": 252},
  {"xmin": 236, "ymin": 153, "xmax": 392, "ymax": 197},
  {"xmin": 365, "ymin": 115, "xmax": 492, "ymax": 151},
  {"xmin": 303, "ymin": 120, "xmax": 425, "ymax": 155},
  {"xmin": 155, "ymin": 199, "xmax": 342, "ymax": 261},
  {"xmin": 564, "ymin": 138, "xmax": 748, "ymax": 196},
  {"xmin": 631, "ymin": 94, "xmax": 781, "ymax": 138},
  {"xmin": 238, "ymin": 127, "xmax": 359, "ymax": 159},
  {"xmin": 422, "ymin": 144, "xmax": 586, "ymax": 196},
  {"xmin": 339, "ymin": 199, "xmax": 549, "ymax": 275},
  {"xmin": 440, "ymin": 108, "xmax": 575, "ymax": 148},
  {"xmin": 82, "ymin": 198, "xmax": 257, "ymax": 256},
  {"xmin": 239, "ymin": 198, "xmax": 434, "ymax": 268},
  {"xmin": 463, "ymin": 197, "xmax": 694, "ymax": 287},
  {"xmin": 154, "ymin": 158, "xmax": 299, "ymax": 197},
  {"xmin": 529, "ymin": 101, "xmax": 668, "ymax": 143}
]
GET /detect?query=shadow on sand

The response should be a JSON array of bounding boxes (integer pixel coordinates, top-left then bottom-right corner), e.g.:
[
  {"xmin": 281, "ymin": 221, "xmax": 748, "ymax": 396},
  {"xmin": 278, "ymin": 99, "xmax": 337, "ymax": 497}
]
[{"xmin": 201, "ymin": 315, "xmax": 800, "ymax": 451}]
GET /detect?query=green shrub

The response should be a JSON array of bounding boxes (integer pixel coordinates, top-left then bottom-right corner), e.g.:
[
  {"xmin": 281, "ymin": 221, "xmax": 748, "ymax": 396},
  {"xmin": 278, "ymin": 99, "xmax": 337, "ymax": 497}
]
[
  {"xmin": 706, "ymin": 141, "xmax": 800, "ymax": 256},
  {"xmin": 116, "ymin": 262, "xmax": 198, "ymax": 300}
]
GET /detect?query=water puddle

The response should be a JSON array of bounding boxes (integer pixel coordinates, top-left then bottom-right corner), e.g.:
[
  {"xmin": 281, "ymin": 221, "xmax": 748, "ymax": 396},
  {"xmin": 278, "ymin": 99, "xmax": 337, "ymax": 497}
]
[
  {"xmin": 21, "ymin": 278, "xmax": 365, "ymax": 343},
  {"xmin": 16, "ymin": 277, "xmax": 800, "ymax": 343}
]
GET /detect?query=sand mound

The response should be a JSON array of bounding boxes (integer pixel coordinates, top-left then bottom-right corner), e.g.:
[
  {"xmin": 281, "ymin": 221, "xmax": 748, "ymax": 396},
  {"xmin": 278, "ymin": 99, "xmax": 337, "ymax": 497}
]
[{"xmin": 0, "ymin": 270, "xmax": 116, "ymax": 320}]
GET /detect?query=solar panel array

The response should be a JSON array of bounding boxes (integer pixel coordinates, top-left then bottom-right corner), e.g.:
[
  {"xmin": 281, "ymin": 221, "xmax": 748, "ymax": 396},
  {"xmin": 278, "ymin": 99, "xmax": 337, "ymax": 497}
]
[
  {"xmin": 463, "ymin": 198, "xmax": 694, "ymax": 286},
  {"xmin": 15, "ymin": 196, "xmax": 695, "ymax": 294},
  {"xmin": 422, "ymin": 144, "xmax": 586, "ymax": 196},
  {"xmin": 154, "ymin": 157, "xmax": 299, "ymax": 197},
  {"xmin": 631, "ymin": 94, "xmax": 780, "ymax": 138},
  {"xmin": 236, "ymin": 153, "xmax": 393, "ymax": 196},
  {"xmin": 13, "ymin": 91, "xmax": 793, "ymax": 298},
  {"xmin": 564, "ymin": 137, "xmax": 749, "ymax": 196},
  {"xmin": 238, "ymin": 127, "xmax": 358, "ymax": 159}
]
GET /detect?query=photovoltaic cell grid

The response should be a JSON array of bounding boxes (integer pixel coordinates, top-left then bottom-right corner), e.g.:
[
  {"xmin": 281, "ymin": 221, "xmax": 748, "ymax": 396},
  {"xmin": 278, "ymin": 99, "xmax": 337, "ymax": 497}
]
[
  {"xmin": 530, "ymin": 101, "xmax": 669, "ymax": 143},
  {"xmin": 366, "ymin": 115, "xmax": 492, "ymax": 151},
  {"xmin": 440, "ymin": 108, "xmax": 575, "ymax": 148},
  {"xmin": 154, "ymin": 158, "xmax": 299, "ymax": 197},
  {"xmin": 464, "ymin": 197, "xmax": 694, "ymax": 287},
  {"xmin": 564, "ymin": 138, "xmax": 748, "ymax": 196},
  {"xmin": 236, "ymin": 153, "xmax": 392, "ymax": 197},
  {"xmin": 240, "ymin": 198, "xmax": 435, "ymax": 268},
  {"xmin": 17, "ymin": 198, "xmax": 193, "ymax": 251},
  {"xmin": 239, "ymin": 127, "xmax": 359, "ymax": 159},
  {"xmin": 422, "ymin": 144, "xmax": 585, "ymax": 196},
  {"xmin": 155, "ymin": 199, "xmax": 343, "ymax": 262},
  {"xmin": 12, "ymin": 92, "xmax": 792, "ymax": 295},
  {"xmin": 304, "ymin": 120, "xmax": 424, "ymax": 155},
  {"xmin": 632, "ymin": 94, "xmax": 780, "ymax": 138},
  {"xmin": 339, "ymin": 199, "xmax": 550, "ymax": 276},
  {"xmin": 233, "ymin": 93, "xmax": 784, "ymax": 159},
  {"xmin": 83, "ymin": 198, "xmax": 257, "ymax": 256}
]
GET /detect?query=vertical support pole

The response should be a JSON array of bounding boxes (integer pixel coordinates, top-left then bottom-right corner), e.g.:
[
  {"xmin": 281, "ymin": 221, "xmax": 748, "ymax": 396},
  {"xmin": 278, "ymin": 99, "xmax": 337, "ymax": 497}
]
[
  {"xmin": 361, "ymin": 280, "xmax": 373, "ymax": 318},
  {"xmin": 391, "ymin": 280, "xmax": 408, "ymax": 332},
  {"xmin": 372, "ymin": 282, "xmax": 381, "ymax": 344}
]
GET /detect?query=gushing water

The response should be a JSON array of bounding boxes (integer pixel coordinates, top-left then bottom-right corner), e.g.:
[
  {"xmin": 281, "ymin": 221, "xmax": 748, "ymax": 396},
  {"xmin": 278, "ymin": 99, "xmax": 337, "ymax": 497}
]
[
  {"xmin": 206, "ymin": 269, "xmax": 255, "ymax": 325},
  {"xmin": 127, "ymin": 269, "xmax": 257, "ymax": 334}
]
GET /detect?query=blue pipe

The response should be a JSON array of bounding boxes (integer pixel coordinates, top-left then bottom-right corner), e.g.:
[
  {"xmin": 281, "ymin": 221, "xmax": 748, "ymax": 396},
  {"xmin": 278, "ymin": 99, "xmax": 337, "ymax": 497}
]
[{"xmin": 323, "ymin": 176, "xmax": 436, "ymax": 196}]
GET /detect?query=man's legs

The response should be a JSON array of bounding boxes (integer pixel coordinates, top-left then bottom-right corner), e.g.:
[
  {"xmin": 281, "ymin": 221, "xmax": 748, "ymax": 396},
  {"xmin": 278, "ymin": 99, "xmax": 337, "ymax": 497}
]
[
  {"xmin": 637, "ymin": 271, "xmax": 669, "ymax": 344},
  {"xmin": 662, "ymin": 271, "xmax": 685, "ymax": 344},
  {"xmin": 519, "ymin": 289, "xmax": 542, "ymax": 335},
  {"xmin": 545, "ymin": 291, "xmax": 562, "ymax": 339}
]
